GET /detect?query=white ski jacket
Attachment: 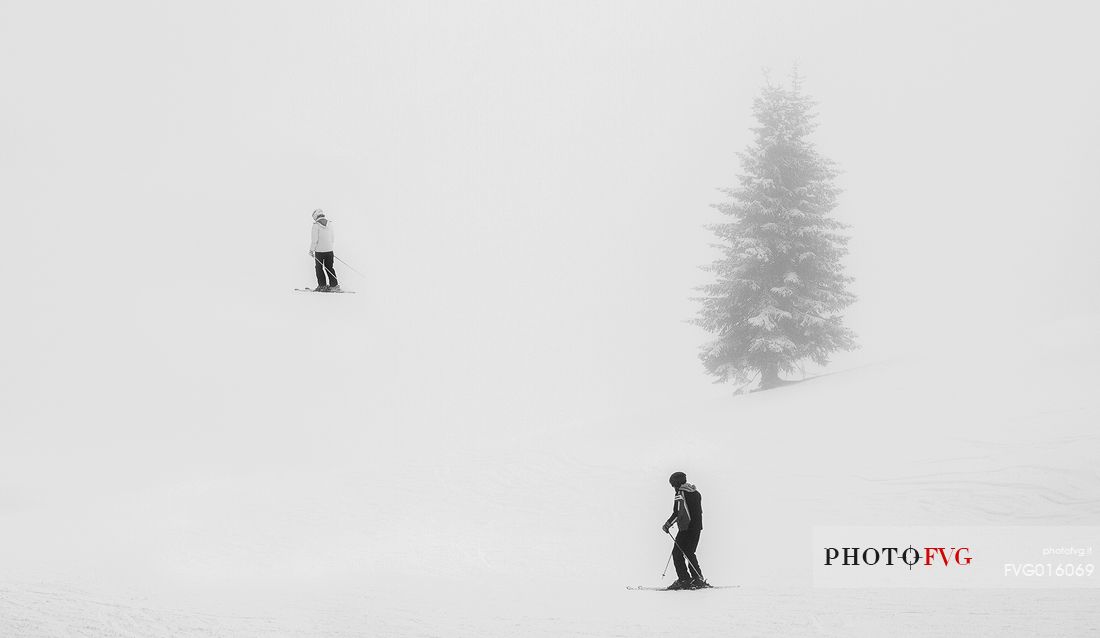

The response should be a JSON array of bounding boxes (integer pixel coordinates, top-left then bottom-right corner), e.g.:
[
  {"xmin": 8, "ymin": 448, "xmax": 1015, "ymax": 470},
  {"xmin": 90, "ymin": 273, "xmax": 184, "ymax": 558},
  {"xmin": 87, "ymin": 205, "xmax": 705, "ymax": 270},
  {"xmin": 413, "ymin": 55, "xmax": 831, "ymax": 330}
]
[{"xmin": 311, "ymin": 219, "xmax": 335, "ymax": 253}]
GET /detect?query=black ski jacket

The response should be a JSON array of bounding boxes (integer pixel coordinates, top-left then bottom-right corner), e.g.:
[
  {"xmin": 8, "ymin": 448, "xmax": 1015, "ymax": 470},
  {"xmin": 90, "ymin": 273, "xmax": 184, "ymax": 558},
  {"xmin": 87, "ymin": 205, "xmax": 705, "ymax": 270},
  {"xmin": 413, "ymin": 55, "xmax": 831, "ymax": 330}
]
[{"xmin": 664, "ymin": 483, "xmax": 703, "ymax": 532}]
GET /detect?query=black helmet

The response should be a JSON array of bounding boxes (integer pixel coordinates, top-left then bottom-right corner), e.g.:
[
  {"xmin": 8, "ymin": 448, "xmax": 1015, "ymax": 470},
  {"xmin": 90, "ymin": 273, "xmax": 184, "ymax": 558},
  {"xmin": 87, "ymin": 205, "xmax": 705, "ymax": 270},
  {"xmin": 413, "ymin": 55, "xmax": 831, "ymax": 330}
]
[{"xmin": 669, "ymin": 472, "xmax": 687, "ymax": 487}]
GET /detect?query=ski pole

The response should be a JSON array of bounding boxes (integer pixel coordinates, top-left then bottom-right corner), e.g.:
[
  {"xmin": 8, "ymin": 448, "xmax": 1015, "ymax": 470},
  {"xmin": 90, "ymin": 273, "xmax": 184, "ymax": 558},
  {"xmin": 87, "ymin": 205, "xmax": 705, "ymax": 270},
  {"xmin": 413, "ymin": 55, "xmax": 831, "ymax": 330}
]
[
  {"xmin": 667, "ymin": 530, "xmax": 706, "ymax": 582},
  {"xmin": 661, "ymin": 547, "xmax": 675, "ymax": 579},
  {"xmin": 334, "ymin": 255, "xmax": 367, "ymax": 279}
]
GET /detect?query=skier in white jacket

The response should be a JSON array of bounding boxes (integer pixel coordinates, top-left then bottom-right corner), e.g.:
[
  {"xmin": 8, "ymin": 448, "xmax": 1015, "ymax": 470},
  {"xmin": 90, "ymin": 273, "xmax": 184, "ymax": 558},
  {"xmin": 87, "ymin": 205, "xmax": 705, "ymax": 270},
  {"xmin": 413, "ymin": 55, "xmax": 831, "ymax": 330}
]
[{"xmin": 309, "ymin": 209, "xmax": 339, "ymax": 291}]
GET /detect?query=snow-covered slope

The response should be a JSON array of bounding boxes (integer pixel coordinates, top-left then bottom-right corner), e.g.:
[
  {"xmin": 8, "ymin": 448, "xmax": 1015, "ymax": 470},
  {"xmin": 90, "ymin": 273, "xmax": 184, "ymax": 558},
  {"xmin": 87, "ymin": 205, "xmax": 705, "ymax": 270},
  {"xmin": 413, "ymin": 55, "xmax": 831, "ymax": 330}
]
[{"xmin": 2, "ymin": 284, "xmax": 1098, "ymax": 636}]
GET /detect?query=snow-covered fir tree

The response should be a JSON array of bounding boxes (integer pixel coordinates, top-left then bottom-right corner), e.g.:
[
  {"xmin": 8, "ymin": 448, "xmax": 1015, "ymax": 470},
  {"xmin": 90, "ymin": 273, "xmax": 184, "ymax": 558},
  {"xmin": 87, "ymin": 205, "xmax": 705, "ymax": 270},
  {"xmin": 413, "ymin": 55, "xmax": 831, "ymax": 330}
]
[{"xmin": 696, "ymin": 74, "xmax": 856, "ymax": 389}]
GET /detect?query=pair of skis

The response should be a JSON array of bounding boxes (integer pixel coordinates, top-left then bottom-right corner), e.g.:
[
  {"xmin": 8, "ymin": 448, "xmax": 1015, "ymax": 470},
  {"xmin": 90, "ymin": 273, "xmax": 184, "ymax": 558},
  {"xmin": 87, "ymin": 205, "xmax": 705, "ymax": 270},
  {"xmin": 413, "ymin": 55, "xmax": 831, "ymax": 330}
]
[
  {"xmin": 293, "ymin": 288, "xmax": 356, "ymax": 294},
  {"xmin": 627, "ymin": 584, "xmax": 739, "ymax": 591}
]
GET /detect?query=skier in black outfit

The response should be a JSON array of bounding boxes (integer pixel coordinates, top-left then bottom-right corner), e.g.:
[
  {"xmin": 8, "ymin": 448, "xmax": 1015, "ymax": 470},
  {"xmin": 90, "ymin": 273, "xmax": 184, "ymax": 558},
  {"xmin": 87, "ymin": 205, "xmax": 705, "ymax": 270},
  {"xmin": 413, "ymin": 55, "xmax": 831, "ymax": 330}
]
[{"xmin": 662, "ymin": 471, "xmax": 709, "ymax": 589}]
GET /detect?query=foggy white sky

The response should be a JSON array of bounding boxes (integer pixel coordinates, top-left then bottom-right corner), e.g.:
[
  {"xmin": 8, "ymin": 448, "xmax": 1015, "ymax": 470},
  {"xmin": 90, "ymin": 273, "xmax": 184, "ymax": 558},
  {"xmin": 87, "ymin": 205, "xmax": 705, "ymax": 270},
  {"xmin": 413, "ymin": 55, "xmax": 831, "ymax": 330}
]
[{"xmin": 3, "ymin": 0, "xmax": 1098, "ymax": 389}]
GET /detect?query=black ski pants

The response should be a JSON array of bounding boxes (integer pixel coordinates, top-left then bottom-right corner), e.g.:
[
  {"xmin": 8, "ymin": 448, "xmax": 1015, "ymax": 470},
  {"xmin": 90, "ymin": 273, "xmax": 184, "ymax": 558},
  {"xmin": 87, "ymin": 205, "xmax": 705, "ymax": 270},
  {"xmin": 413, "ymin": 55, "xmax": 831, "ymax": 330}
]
[
  {"xmin": 672, "ymin": 529, "xmax": 703, "ymax": 581},
  {"xmin": 314, "ymin": 251, "xmax": 338, "ymax": 287}
]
